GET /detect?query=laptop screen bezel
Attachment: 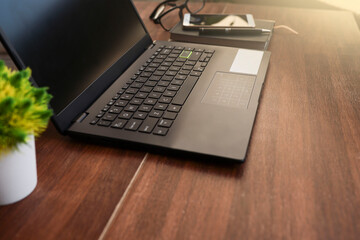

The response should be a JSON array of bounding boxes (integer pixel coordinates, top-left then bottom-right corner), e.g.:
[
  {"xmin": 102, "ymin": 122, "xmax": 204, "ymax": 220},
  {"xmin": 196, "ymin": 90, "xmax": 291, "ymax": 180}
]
[{"xmin": 0, "ymin": 0, "xmax": 153, "ymax": 133}]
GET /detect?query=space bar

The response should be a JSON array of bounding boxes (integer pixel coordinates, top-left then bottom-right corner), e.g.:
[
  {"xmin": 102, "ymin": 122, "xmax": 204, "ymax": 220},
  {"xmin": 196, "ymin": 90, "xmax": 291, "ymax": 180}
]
[{"xmin": 172, "ymin": 76, "xmax": 199, "ymax": 105}]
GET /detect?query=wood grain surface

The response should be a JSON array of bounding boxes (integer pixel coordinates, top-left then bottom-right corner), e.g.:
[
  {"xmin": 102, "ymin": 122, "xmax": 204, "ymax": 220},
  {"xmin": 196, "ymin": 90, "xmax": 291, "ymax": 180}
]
[
  {"xmin": 1, "ymin": 1, "xmax": 360, "ymax": 240},
  {"xmin": 102, "ymin": 2, "xmax": 360, "ymax": 240},
  {"xmin": 0, "ymin": 122, "xmax": 146, "ymax": 239}
]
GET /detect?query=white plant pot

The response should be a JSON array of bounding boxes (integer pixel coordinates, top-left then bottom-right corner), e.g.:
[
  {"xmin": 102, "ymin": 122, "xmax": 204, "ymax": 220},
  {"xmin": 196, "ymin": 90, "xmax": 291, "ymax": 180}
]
[{"xmin": 0, "ymin": 135, "xmax": 37, "ymax": 205}]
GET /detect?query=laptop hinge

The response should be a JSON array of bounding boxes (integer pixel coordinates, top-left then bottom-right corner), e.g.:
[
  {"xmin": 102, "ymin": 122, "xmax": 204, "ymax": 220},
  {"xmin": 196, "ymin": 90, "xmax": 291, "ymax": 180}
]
[
  {"xmin": 74, "ymin": 112, "xmax": 89, "ymax": 123},
  {"xmin": 148, "ymin": 42, "xmax": 156, "ymax": 49}
]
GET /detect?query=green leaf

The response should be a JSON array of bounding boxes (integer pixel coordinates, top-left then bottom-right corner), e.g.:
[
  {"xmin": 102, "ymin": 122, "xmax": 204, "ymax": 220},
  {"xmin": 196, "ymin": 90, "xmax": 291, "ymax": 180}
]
[
  {"xmin": 9, "ymin": 72, "xmax": 23, "ymax": 88},
  {"xmin": 0, "ymin": 97, "xmax": 15, "ymax": 113}
]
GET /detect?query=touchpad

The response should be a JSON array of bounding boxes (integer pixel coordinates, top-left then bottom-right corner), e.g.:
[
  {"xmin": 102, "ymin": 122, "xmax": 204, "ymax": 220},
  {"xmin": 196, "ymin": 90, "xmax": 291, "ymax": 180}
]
[{"xmin": 201, "ymin": 72, "xmax": 256, "ymax": 109}]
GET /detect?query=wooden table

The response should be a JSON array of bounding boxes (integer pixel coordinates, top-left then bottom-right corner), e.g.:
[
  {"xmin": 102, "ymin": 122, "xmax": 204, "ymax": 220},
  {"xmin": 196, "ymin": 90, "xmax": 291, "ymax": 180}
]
[{"xmin": 1, "ymin": 1, "xmax": 360, "ymax": 239}]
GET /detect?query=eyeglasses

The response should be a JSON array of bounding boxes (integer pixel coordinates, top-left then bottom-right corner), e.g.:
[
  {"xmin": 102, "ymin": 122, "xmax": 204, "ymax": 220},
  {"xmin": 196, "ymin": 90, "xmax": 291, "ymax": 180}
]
[{"xmin": 150, "ymin": 0, "xmax": 206, "ymax": 31}]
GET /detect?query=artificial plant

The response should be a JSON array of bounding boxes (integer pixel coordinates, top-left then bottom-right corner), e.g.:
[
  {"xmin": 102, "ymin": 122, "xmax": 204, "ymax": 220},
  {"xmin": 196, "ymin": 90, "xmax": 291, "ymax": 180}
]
[{"xmin": 0, "ymin": 60, "xmax": 52, "ymax": 153}]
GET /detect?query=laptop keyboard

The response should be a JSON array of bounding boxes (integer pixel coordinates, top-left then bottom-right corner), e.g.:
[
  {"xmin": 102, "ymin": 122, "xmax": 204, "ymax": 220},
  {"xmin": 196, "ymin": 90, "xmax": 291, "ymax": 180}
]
[{"xmin": 90, "ymin": 44, "xmax": 214, "ymax": 136}]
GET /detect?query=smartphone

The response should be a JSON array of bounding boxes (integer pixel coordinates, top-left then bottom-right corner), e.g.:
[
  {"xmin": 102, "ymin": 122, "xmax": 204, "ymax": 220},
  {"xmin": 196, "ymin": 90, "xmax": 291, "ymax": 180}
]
[{"xmin": 182, "ymin": 13, "xmax": 255, "ymax": 30}]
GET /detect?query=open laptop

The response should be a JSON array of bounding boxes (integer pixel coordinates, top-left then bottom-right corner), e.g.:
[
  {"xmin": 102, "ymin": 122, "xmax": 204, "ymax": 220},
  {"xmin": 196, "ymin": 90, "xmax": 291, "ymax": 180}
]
[{"xmin": 0, "ymin": 0, "xmax": 270, "ymax": 162}]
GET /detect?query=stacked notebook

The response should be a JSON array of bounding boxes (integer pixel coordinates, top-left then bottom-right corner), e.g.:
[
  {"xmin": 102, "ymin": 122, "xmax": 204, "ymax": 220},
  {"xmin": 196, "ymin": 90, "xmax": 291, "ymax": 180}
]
[{"xmin": 170, "ymin": 19, "xmax": 275, "ymax": 50}]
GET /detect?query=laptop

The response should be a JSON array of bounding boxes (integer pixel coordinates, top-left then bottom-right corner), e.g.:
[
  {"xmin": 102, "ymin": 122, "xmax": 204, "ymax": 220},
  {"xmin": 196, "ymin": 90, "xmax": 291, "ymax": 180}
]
[{"xmin": 0, "ymin": 0, "xmax": 270, "ymax": 162}]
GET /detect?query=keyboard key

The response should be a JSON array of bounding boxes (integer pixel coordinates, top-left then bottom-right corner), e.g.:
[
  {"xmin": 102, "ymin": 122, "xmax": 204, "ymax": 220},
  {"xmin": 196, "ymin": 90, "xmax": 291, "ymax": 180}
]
[
  {"xmin": 154, "ymin": 103, "xmax": 168, "ymax": 110},
  {"xmin": 158, "ymin": 119, "xmax": 173, "ymax": 128},
  {"xmin": 138, "ymin": 105, "xmax": 152, "ymax": 112},
  {"xmin": 121, "ymin": 84, "xmax": 129, "ymax": 90},
  {"xmin": 145, "ymin": 81, "xmax": 157, "ymax": 87},
  {"xmin": 188, "ymin": 51, "xmax": 202, "ymax": 61},
  {"xmin": 139, "ymin": 117, "xmax": 159, "ymax": 133},
  {"xmin": 171, "ymin": 80, "xmax": 183, "ymax": 86},
  {"xmin": 97, "ymin": 120, "xmax": 111, "ymax": 127},
  {"xmin": 177, "ymin": 57, "xmax": 187, "ymax": 62},
  {"xmin": 158, "ymin": 66, "xmax": 169, "ymax": 71},
  {"xmin": 153, "ymin": 86, "xmax": 166, "ymax": 93},
  {"xmin": 144, "ymin": 98, "xmax": 157, "ymax": 105},
  {"xmin": 90, "ymin": 118, "xmax": 99, "ymax": 125},
  {"xmin": 118, "ymin": 112, "xmax": 133, "ymax": 120},
  {"xmin": 115, "ymin": 100, "xmax": 128, "ymax": 107},
  {"xmin": 145, "ymin": 67, "xmax": 156, "ymax": 72},
  {"xmin": 159, "ymin": 97, "xmax": 172, "ymax": 104},
  {"xmin": 130, "ymin": 98, "xmax": 144, "ymax": 105},
  {"xmin": 125, "ymin": 119, "xmax": 143, "ymax": 131},
  {"xmin": 179, "ymin": 70, "xmax": 190, "ymax": 75},
  {"xmin": 169, "ymin": 53, "xmax": 179, "ymax": 58},
  {"xmin": 205, "ymin": 49, "xmax": 215, "ymax": 54},
  {"xmin": 149, "ymin": 110, "xmax": 164, "ymax": 118},
  {"xmin": 133, "ymin": 112, "xmax": 148, "ymax": 120},
  {"xmin": 131, "ymin": 82, "xmax": 144, "ymax": 88},
  {"xmin": 169, "ymin": 66, "xmax": 181, "ymax": 71},
  {"xmin": 185, "ymin": 60, "xmax": 196, "ymax": 66},
  {"xmin": 175, "ymin": 75, "xmax": 187, "ymax": 80},
  {"xmin": 199, "ymin": 53, "xmax": 207, "ymax": 62},
  {"xmin": 153, "ymin": 127, "xmax": 168, "ymax": 136},
  {"xmin": 124, "ymin": 105, "xmax": 138, "ymax": 112},
  {"xmin": 153, "ymin": 70, "xmax": 165, "ymax": 76},
  {"xmin": 120, "ymin": 94, "xmax": 134, "ymax": 100},
  {"xmin": 149, "ymin": 62, "xmax": 160, "ymax": 68},
  {"xmin": 164, "ymin": 57, "xmax": 176, "ymax": 62},
  {"xmin": 112, "ymin": 94, "xmax": 120, "ymax": 100},
  {"xmin": 109, "ymin": 106, "xmax": 122, "ymax": 114},
  {"xmin": 102, "ymin": 105, "xmax": 110, "ymax": 112},
  {"xmin": 96, "ymin": 111, "xmax": 105, "ymax": 118},
  {"xmin": 161, "ymin": 75, "xmax": 174, "ymax": 81},
  {"xmin": 107, "ymin": 100, "xmax": 115, "ymax": 106},
  {"xmin": 201, "ymin": 62, "xmax": 208, "ymax": 67},
  {"xmin": 102, "ymin": 113, "xmax": 118, "ymax": 121},
  {"xmin": 193, "ymin": 66, "xmax": 204, "ymax": 72},
  {"xmin": 125, "ymin": 88, "xmax": 138, "ymax": 94},
  {"xmin": 190, "ymin": 71, "xmax": 202, "ymax": 77},
  {"xmin": 167, "ymin": 85, "xmax": 180, "ymax": 91},
  {"xmin": 172, "ymin": 62, "xmax": 184, "ymax": 67},
  {"xmin": 135, "ymin": 92, "xmax": 148, "ymax": 99},
  {"xmin": 152, "ymin": 58, "xmax": 163, "ymax": 63},
  {"xmin": 136, "ymin": 77, "xmax": 148, "ymax": 83},
  {"xmin": 163, "ymin": 90, "xmax": 176, "ymax": 97},
  {"xmin": 163, "ymin": 111, "xmax": 177, "ymax": 120},
  {"xmin": 111, "ymin": 120, "xmax": 127, "ymax": 129},
  {"xmin": 182, "ymin": 65, "xmax": 193, "ymax": 70},
  {"xmin": 160, "ymin": 49, "xmax": 172, "ymax": 55},
  {"xmin": 171, "ymin": 49, "xmax": 182, "ymax": 54},
  {"xmin": 161, "ymin": 61, "xmax": 172, "ymax": 67},
  {"xmin": 157, "ymin": 81, "xmax": 170, "ymax": 87},
  {"xmin": 140, "ymin": 72, "xmax": 151, "ymax": 77},
  {"xmin": 168, "ymin": 105, "xmax": 181, "ymax": 113},
  {"xmin": 149, "ymin": 75, "xmax": 161, "ymax": 81},
  {"xmin": 149, "ymin": 92, "xmax": 162, "ymax": 99},
  {"xmin": 139, "ymin": 86, "xmax": 153, "ymax": 93},
  {"xmin": 165, "ymin": 70, "xmax": 177, "ymax": 76}
]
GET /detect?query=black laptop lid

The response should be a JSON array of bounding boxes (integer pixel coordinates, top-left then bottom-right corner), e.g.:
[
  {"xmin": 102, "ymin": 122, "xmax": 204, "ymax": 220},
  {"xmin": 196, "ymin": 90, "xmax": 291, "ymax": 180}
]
[{"xmin": 0, "ymin": 0, "xmax": 152, "ymax": 132}]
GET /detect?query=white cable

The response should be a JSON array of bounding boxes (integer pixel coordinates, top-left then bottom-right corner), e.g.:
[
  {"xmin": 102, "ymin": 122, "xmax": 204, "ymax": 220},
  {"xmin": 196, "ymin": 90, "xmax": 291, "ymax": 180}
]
[{"xmin": 274, "ymin": 25, "xmax": 299, "ymax": 34}]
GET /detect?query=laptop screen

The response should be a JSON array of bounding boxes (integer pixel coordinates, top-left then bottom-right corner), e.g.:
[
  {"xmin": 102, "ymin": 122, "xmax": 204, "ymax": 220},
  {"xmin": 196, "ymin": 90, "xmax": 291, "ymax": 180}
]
[{"xmin": 0, "ymin": 0, "xmax": 147, "ymax": 114}]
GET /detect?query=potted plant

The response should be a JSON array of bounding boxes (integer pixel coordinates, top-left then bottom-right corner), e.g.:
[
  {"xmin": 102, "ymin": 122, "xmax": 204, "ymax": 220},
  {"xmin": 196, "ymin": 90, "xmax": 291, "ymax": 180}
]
[{"xmin": 0, "ymin": 60, "xmax": 52, "ymax": 205}]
